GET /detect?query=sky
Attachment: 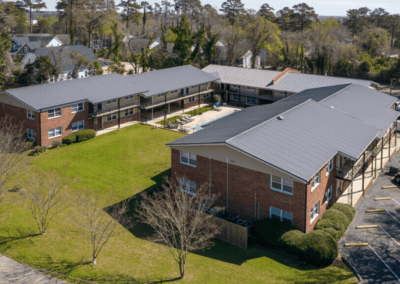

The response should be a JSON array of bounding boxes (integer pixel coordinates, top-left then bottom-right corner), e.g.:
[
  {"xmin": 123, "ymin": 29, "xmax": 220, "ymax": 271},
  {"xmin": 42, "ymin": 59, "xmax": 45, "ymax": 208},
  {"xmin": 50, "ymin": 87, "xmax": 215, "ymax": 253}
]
[{"xmin": 21, "ymin": 0, "xmax": 400, "ymax": 16}]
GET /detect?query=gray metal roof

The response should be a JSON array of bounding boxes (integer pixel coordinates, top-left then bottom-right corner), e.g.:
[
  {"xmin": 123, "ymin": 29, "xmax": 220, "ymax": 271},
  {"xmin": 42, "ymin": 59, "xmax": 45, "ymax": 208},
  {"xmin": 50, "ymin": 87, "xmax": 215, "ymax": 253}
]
[
  {"xmin": 5, "ymin": 73, "xmax": 148, "ymax": 111},
  {"xmin": 228, "ymin": 100, "xmax": 380, "ymax": 182},
  {"xmin": 202, "ymin": 65, "xmax": 280, "ymax": 89},
  {"xmin": 127, "ymin": 65, "xmax": 220, "ymax": 97},
  {"xmin": 21, "ymin": 53, "xmax": 37, "ymax": 68},
  {"xmin": 269, "ymin": 72, "xmax": 374, "ymax": 93}
]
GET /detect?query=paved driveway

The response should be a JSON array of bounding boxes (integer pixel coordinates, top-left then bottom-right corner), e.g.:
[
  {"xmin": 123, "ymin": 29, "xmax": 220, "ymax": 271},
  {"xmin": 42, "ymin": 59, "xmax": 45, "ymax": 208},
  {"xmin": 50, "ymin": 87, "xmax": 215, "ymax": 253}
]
[
  {"xmin": 339, "ymin": 150, "xmax": 400, "ymax": 283},
  {"xmin": 0, "ymin": 254, "xmax": 67, "ymax": 284}
]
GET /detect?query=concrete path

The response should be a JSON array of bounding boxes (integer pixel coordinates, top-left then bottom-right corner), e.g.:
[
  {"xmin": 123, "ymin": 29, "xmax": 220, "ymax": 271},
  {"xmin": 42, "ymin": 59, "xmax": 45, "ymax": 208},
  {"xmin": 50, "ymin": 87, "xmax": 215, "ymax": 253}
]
[
  {"xmin": 339, "ymin": 149, "xmax": 400, "ymax": 283},
  {"xmin": 0, "ymin": 254, "xmax": 67, "ymax": 284}
]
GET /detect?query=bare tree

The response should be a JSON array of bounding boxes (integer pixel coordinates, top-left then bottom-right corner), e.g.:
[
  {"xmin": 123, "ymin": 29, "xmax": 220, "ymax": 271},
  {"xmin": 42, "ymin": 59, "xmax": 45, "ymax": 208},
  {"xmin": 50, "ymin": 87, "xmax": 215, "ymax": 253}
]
[
  {"xmin": 12, "ymin": 167, "xmax": 71, "ymax": 235},
  {"xmin": 0, "ymin": 116, "xmax": 26, "ymax": 196},
  {"xmin": 136, "ymin": 176, "xmax": 222, "ymax": 279},
  {"xmin": 71, "ymin": 189, "xmax": 131, "ymax": 264}
]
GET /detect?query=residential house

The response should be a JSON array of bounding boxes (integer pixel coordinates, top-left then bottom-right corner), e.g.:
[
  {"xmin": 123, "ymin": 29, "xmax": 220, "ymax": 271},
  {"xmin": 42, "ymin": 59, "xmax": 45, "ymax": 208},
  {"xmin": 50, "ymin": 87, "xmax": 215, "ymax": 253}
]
[
  {"xmin": 127, "ymin": 65, "xmax": 219, "ymax": 121},
  {"xmin": 10, "ymin": 34, "xmax": 64, "ymax": 58},
  {"xmin": 202, "ymin": 65, "xmax": 379, "ymax": 106},
  {"xmin": 22, "ymin": 45, "xmax": 99, "ymax": 82},
  {"xmin": 167, "ymin": 83, "xmax": 399, "ymax": 233}
]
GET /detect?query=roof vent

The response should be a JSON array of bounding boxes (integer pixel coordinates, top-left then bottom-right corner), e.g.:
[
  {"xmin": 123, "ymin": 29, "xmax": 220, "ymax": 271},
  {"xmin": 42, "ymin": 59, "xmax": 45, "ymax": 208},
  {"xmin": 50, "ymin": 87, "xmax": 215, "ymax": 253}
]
[
  {"xmin": 277, "ymin": 115, "xmax": 284, "ymax": 120},
  {"xmin": 330, "ymin": 106, "xmax": 334, "ymax": 109}
]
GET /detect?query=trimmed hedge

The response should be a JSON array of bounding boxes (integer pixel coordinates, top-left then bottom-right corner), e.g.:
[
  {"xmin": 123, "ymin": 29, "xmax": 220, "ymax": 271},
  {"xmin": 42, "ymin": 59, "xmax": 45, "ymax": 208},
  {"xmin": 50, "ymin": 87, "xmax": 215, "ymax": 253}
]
[
  {"xmin": 321, "ymin": 209, "xmax": 350, "ymax": 237},
  {"xmin": 302, "ymin": 230, "xmax": 338, "ymax": 266},
  {"xmin": 75, "ymin": 129, "xmax": 96, "ymax": 142},
  {"xmin": 279, "ymin": 230, "xmax": 305, "ymax": 257},
  {"xmin": 62, "ymin": 133, "xmax": 76, "ymax": 145},
  {"xmin": 255, "ymin": 218, "xmax": 294, "ymax": 246},
  {"xmin": 321, "ymin": 227, "xmax": 340, "ymax": 242},
  {"xmin": 330, "ymin": 203, "xmax": 355, "ymax": 222},
  {"xmin": 314, "ymin": 218, "xmax": 345, "ymax": 237}
]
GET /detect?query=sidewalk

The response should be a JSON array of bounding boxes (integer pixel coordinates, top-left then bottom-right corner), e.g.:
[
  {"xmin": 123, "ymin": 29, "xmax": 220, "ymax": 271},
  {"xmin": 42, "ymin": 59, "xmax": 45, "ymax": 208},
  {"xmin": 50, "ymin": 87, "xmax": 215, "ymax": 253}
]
[{"xmin": 0, "ymin": 254, "xmax": 67, "ymax": 284}]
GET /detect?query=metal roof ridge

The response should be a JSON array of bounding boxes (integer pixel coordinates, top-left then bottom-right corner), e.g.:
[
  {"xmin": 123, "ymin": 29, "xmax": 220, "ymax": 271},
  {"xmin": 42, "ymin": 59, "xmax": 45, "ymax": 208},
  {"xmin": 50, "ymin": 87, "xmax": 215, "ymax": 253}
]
[
  {"xmin": 226, "ymin": 99, "xmax": 314, "ymax": 144},
  {"xmin": 318, "ymin": 83, "xmax": 355, "ymax": 103}
]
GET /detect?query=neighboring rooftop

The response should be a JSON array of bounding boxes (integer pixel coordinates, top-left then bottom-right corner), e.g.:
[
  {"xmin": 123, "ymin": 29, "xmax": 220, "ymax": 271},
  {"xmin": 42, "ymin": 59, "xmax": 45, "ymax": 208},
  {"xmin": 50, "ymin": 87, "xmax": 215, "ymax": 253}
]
[
  {"xmin": 4, "ymin": 73, "xmax": 148, "ymax": 111},
  {"xmin": 128, "ymin": 65, "xmax": 220, "ymax": 98},
  {"xmin": 202, "ymin": 65, "xmax": 280, "ymax": 89}
]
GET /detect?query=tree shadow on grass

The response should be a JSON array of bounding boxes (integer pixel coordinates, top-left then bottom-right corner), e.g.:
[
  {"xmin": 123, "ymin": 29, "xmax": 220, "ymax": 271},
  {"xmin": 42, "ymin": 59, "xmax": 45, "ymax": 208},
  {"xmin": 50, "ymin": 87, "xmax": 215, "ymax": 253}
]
[{"xmin": 0, "ymin": 227, "xmax": 40, "ymax": 254}]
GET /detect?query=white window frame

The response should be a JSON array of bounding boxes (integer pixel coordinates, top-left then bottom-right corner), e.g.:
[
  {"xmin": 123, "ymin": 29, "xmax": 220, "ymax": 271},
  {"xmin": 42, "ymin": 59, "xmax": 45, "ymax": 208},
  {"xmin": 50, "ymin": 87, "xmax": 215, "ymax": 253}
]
[
  {"xmin": 270, "ymin": 175, "xmax": 293, "ymax": 195},
  {"xmin": 310, "ymin": 201, "xmax": 320, "ymax": 223},
  {"xmin": 27, "ymin": 109, "xmax": 35, "ymax": 120},
  {"xmin": 231, "ymin": 94, "xmax": 240, "ymax": 101},
  {"xmin": 325, "ymin": 186, "xmax": 333, "ymax": 203},
  {"xmin": 48, "ymin": 127, "xmax": 62, "ymax": 139},
  {"xmin": 124, "ymin": 108, "xmax": 134, "ymax": 117},
  {"xmin": 311, "ymin": 171, "xmax": 320, "ymax": 191},
  {"xmin": 326, "ymin": 158, "xmax": 333, "ymax": 175},
  {"xmin": 106, "ymin": 113, "xmax": 117, "ymax": 122},
  {"xmin": 157, "ymin": 93, "xmax": 165, "ymax": 97},
  {"xmin": 23, "ymin": 46, "xmax": 28, "ymax": 52},
  {"xmin": 188, "ymin": 97, "xmax": 195, "ymax": 103},
  {"xmin": 203, "ymin": 93, "xmax": 210, "ymax": 99},
  {"xmin": 192, "ymin": 85, "xmax": 198, "ymax": 88},
  {"xmin": 48, "ymin": 108, "xmax": 62, "ymax": 119},
  {"xmin": 180, "ymin": 151, "xmax": 196, "ymax": 167},
  {"xmin": 246, "ymin": 97, "xmax": 257, "ymax": 104},
  {"xmin": 27, "ymin": 128, "xmax": 35, "ymax": 140},
  {"xmin": 72, "ymin": 120, "xmax": 85, "ymax": 132},
  {"xmin": 269, "ymin": 206, "xmax": 293, "ymax": 225},
  {"xmin": 179, "ymin": 178, "xmax": 196, "ymax": 195},
  {"xmin": 124, "ymin": 95, "xmax": 134, "ymax": 100},
  {"xmin": 246, "ymin": 86, "xmax": 255, "ymax": 90},
  {"xmin": 71, "ymin": 103, "xmax": 84, "ymax": 113},
  {"xmin": 106, "ymin": 99, "xmax": 117, "ymax": 105}
]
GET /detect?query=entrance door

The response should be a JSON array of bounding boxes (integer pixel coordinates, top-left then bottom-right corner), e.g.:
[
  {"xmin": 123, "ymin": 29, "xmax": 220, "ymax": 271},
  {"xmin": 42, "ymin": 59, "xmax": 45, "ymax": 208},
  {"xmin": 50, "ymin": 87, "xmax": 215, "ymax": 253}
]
[{"xmin": 97, "ymin": 103, "xmax": 102, "ymax": 111}]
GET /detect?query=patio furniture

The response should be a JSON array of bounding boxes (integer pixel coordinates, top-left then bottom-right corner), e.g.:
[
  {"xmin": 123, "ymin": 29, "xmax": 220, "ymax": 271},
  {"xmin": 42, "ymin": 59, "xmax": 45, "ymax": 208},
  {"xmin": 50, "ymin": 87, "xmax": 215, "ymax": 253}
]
[
  {"xmin": 213, "ymin": 105, "xmax": 221, "ymax": 112},
  {"xmin": 176, "ymin": 119, "xmax": 187, "ymax": 125},
  {"xmin": 168, "ymin": 121, "xmax": 178, "ymax": 129},
  {"xmin": 215, "ymin": 102, "xmax": 221, "ymax": 108},
  {"xmin": 181, "ymin": 116, "xmax": 192, "ymax": 123},
  {"xmin": 183, "ymin": 115, "xmax": 194, "ymax": 122},
  {"xmin": 178, "ymin": 125, "xmax": 190, "ymax": 134},
  {"xmin": 222, "ymin": 102, "xmax": 227, "ymax": 106}
]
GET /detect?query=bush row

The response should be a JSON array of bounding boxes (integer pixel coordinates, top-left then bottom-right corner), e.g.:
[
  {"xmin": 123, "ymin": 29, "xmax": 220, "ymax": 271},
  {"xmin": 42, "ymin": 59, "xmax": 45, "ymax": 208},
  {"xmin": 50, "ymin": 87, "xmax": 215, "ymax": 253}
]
[
  {"xmin": 255, "ymin": 203, "xmax": 355, "ymax": 266},
  {"xmin": 62, "ymin": 129, "xmax": 96, "ymax": 145}
]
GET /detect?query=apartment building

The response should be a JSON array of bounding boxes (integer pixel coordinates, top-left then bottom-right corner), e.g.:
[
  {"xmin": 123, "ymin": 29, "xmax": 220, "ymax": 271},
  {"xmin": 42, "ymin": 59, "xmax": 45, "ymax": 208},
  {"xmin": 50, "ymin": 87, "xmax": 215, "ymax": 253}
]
[
  {"xmin": 167, "ymin": 83, "xmax": 399, "ymax": 233},
  {"xmin": 202, "ymin": 65, "xmax": 379, "ymax": 106}
]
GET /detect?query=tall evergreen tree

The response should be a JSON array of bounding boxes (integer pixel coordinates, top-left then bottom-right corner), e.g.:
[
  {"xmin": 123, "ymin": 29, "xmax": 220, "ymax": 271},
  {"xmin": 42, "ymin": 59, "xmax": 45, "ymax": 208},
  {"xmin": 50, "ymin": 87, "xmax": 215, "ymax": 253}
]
[
  {"xmin": 15, "ymin": 0, "xmax": 47, "ymax": 33},
  {"xmin": 258, "ymin": 3, "xmax": 275, "ymax": 22},
  {"xmin": 220, "ymin": 0, "xmax": 244, "ymax": 25},
  {"xmin": 290, "ymin": 3, "xmax": 318, "ymax": 32},
  {"xmin": 118, "ymin": 0, "xmax": 141, "ymax": 29}
]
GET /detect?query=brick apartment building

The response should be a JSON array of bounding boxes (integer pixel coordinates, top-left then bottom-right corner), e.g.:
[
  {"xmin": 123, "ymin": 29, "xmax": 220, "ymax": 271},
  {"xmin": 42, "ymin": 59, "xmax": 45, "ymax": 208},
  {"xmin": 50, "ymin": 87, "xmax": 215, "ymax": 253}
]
[
  {"xmin": 202, "ymin": 65, "xmax": 380, "ymax": 106},
  {"xmin": 0, "ymin": 66, "xmax": 219, "ymax": 146},
  {"xmin": 167, "ymin": 83, "xmax": 399, "ymax": 233}
]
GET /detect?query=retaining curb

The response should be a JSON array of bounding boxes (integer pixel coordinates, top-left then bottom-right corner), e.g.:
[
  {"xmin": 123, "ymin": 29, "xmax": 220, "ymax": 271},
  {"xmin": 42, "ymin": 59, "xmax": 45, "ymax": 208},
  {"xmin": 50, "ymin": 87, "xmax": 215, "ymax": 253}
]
[{"xmin": 342, "ymin": 256, "xmax": 363, "ymax": 284}]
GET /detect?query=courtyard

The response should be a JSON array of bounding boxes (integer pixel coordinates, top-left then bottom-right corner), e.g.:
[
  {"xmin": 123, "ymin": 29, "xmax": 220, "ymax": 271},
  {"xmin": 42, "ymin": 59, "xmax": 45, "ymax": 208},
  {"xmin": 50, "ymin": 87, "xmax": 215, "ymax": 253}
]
[{"xmin": 0, "ymin": 124, "xmax": 357, "ymax": 283}]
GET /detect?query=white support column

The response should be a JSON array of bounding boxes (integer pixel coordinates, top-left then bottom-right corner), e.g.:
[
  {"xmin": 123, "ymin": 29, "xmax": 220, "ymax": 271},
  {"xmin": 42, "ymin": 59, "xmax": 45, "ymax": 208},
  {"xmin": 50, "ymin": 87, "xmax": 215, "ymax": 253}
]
[
  {"xmin": 168, "ymin": 103, "xmax": 170, "ymax": 114},
  {"xmin": 151, "ymin": 108, "xmax": 153, "ymax": 120}
]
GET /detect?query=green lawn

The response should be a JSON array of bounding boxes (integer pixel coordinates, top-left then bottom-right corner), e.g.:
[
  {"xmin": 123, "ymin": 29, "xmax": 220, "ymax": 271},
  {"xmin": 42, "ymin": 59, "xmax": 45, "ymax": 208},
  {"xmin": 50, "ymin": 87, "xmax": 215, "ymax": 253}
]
[
  {"xmin": 156, "ymin": 106, "xmax": 214, "ymax": 126},
  {"xmin": 0, "ymin": 124, "xmax": 358, "ymax": 283}
]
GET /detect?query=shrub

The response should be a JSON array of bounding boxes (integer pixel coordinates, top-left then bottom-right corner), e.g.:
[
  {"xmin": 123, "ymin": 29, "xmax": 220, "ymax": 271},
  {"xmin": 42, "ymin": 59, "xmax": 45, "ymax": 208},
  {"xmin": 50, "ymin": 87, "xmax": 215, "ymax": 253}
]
[
  {"xmin": 34, "ymin": 146, "xmax": 43, "ymax": 154},
  {"xmin": 42, "ymin": 145, "xmax": 48, "ymax": 152},
  {"xmin": 314, "ymin": 218, "xmax": 344, "ymax": 235},
  {"xmin": 24, "ymin": 141, "xmax": 33, "ymax": 150},
  {"xmin": 75, "ymin": 129, "xmax": 96, "ymax": 142},
  {"xmin": 213, "ymin": 94, "xmax": 221, "ymax": 102},
  {"xmin": 279, "ymin": 230, "xmax": 305, "ymax": 257},
  {"xmin": 62, "ymin": 133, "xmax": 76, "ymax": 145},
  {"xmin": 255, "ymin": 218, "xmax": 294, "ymax": 247},
  {"xmin": 321, "ymin": 209, "xmax": 350, "ymax": 237},
  {"xmin": 302, "ymin": 230, "xmax": 338, "ymax": 266},
  {"xmin": 321, "ymin": 228, "xmax": 340, "ymax": 242},
  {"xmin": 60, "ymin": 144, "xmax": 67, "ymax": 147},
  {"xmin": 330, "ymin": 203, "xmax": 355, "ymax": 222},
  {"xmin": 51, "ymin": 140, "xmax": 62, "ymax": 148}
]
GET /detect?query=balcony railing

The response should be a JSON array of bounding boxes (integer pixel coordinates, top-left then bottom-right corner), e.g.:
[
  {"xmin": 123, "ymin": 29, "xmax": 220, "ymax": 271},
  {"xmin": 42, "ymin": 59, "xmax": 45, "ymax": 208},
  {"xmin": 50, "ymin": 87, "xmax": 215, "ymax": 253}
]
[
  {"xmin": 93, "ymin": 99, "xmax": 140, "ymax": 116},
  {"xmin": 140, "ymin": 89, "xmax": 211, "ymax": 108}
]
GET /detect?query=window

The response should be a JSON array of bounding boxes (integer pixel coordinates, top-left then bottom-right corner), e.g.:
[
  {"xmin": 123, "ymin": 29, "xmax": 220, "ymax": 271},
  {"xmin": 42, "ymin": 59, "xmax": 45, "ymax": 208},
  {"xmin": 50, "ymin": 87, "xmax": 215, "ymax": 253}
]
[
  {"xmin": 27, "ymin": 128, "xmax": 35, "ymax": 140},
  {"xmin": 231, "ymin": 94, "xmax": 240, "ymax": 101},
  {"xmin": 192, "ymin": 85, "xmax": 198, "ymax": 88},
  {"xmin": 124, "ymin": 108, "xmax": 134, "ymax": 116},
  {"xmin": 48, "ymin": 127, "xmax": 62, "ymax": 139},
  {"xmin": 325, "ymin": 186, "xmax": 333, "ymax": 203},
  {"xmin": 71, "ymin": 103, "xmax": 84, "ymax": 113},
  {"xmin": 232, "ymin": 84, "xmax": 238, "ymax": 88},
  {"xmin": 157, "ymin": 94, "xmax": 165, "ymax": 97},
  {"xmin": 271, "ymin": 175, "xmax": 293, "ymax": 195},
  {"xmin": 23, "ymin": 46, "xmax": 28, "ymax": 52},
  {"xmin": 202, "ymin": 83, "xmax": 208, "ymax": 86},
  {"xmin": 203, "ymin": 93, "xmax": 210, "ymax": 99},
  {"xmin": 270, "ymin": 206, "xmax": 293, "ymax": 225},
  {"xmin": 27, "ymin": 109, "xmax": 35, "ymax": 120},
  {"xmin": 310, "ymin": 201, "xmax": 320, "ymax": 223},
  {"xmin": 188, "ymin": 97, "xmax": 195, "ymax": 103},
  {"xmin": 106, "ymin": 99, "xmax": 117, "ymax": 105},
  {"xmin": 180, "ymin": 151, "xmax": 196, "ymax": 167},
  {"xmin": 72, "ymin": 121, "xmax": 85, "ymax": 132},
  {"xmin": 48, "ymin": 108, "xmax": 62, "ymax": 118},
  {"xmin": 124, "ymin": 95, "xmax": 134, "ymax": 100},
  {"xmin": 311, "ymin": 171, "xmax": 320, "ymax": 191},
  {"xmin": 246, "ymin": 97, "xmax": 257, "ymax": 104},
  {"xmin": 246, "ymin": 86, "xmax": 255, "ymax": 90},
  {"xmin": 106, "ymin": 113, "xmax": 117, "ymax": 121},
  {"xmin": 171, "ymin": 90, "xmax": 178, "ymax": 94},
  {"xmin": 326, "ymin": 158, "xmax": 333, "ymax": 175},
  {"xmin": 180, "ymin": 178, "xmax": 196, "ymax": 195}
]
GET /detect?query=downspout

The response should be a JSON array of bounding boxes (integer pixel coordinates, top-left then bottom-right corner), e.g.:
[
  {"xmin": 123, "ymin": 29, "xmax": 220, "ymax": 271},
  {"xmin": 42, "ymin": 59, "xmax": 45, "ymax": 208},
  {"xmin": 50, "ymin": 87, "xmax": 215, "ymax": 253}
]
[
  {"xmin": 304, "ymin": 181, "xmax": 308, "ymax": 233},
  {"xmin": 389, "ymin": 127, "xmax": 392, "ymax": 160},
  {"xmin": 381, "ymin": 137, "xmax": 384, "ymax": 170},
  {"xmin": 226, "ymin": 157, "xmax": 229, "ymax": 212},
  {"xmin": 118, "ymin": 98, "xmax": 121, "ymax": 129},
  {"xmin": 362, "ymin": 152, "xmax": 365, "ymax": 197},
  {"xmin": 209, "ymin": 157, "xmax": 211, "ymax": 206},
  {"xmin": 198, "ymin": 85, "xmax": 200, "ymax": 109},
  {"xmin": 351, "ymin": 161, "xmax": 354, "ymax": 206},
  {"xmin": 38, "ymin": 110, "xmax": 42, "ymax": 146}
]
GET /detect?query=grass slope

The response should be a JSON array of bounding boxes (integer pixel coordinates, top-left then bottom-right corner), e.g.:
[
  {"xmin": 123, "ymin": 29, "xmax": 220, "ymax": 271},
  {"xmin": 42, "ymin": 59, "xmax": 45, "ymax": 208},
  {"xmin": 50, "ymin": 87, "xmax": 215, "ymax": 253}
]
[{"xmin": 0, "ymin": 124, "xmax": 357, "ymax": 283}]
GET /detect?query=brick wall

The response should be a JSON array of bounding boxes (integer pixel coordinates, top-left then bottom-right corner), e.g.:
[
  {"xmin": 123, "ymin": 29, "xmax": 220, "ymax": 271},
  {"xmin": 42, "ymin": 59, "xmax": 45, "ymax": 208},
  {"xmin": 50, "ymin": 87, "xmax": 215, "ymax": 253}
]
[
  {"xmin": 101, "ymin": 112, "xmax": 140, "ymax": 129},
  {"xmin": 305, "ymin": 157, "xmax": 337, "ymax": 233},
  {"xmin": 40, "ymin": 102, "xmax": 93, "ymax": 147},
  {"xmin": 171, "ymin": 149, "xmax": 308, "ymax": 232},
  {"xmin": 0, "ymin": 103, "xmax": 41, "ymax": 144}
]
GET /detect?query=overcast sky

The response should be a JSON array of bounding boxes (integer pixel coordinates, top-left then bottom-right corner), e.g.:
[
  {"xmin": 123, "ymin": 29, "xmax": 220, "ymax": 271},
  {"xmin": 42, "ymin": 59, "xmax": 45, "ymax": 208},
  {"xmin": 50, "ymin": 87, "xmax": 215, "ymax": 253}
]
[{"xmin": 29, "ymin": 0, "xmax": 400, "ymax": 16}]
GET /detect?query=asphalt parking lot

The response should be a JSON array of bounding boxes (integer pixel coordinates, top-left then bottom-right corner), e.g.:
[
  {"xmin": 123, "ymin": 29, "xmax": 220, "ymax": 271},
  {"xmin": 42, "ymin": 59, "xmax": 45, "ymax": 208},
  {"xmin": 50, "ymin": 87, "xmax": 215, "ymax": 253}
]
[{"xmin": 339, "ymin": 150, "xmax": 400, "ymax": 283}]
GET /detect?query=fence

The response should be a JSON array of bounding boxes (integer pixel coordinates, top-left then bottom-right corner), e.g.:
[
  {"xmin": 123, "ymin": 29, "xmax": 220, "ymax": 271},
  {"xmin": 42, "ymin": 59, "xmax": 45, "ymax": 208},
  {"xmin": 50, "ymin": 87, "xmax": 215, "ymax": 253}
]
[{"xmin": 213, "ymin": 216, "xmax": 248, "ymax": 249}]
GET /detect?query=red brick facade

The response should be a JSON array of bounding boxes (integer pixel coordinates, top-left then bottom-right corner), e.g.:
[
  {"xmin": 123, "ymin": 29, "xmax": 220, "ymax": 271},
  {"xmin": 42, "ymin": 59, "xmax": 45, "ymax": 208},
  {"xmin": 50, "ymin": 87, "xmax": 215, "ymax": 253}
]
[{"xmin": 183, "ymin": 96, "xmax": 212, "ymax": 109}]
